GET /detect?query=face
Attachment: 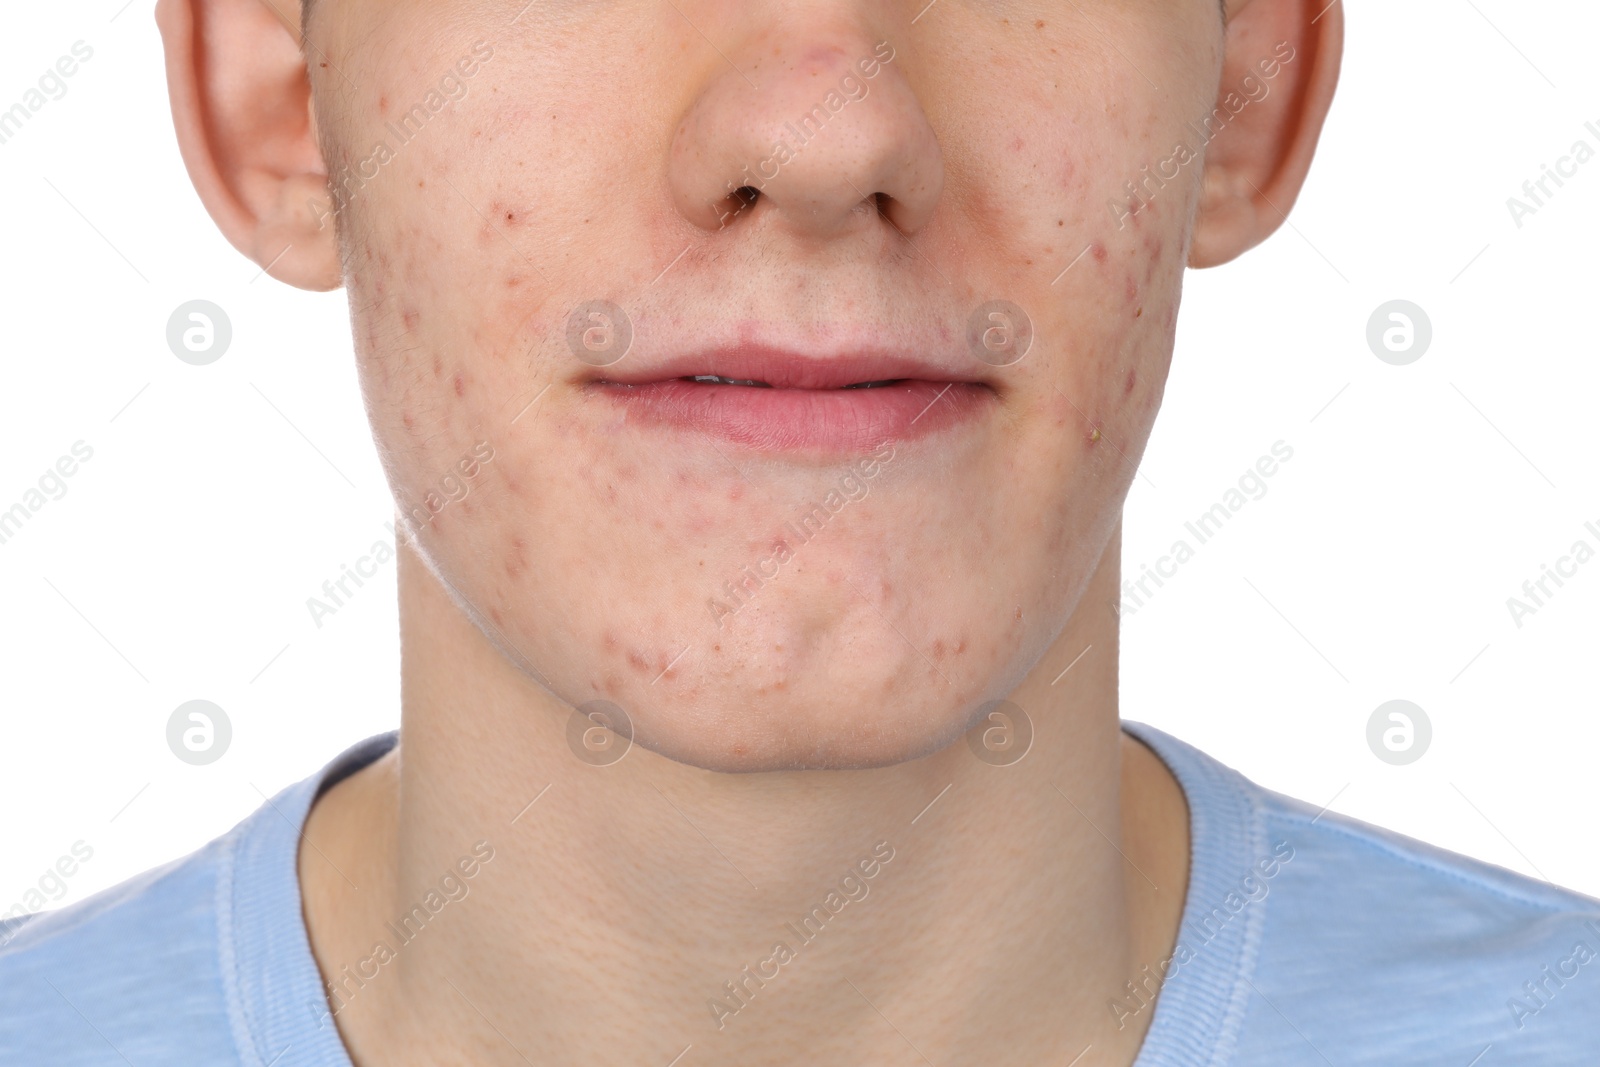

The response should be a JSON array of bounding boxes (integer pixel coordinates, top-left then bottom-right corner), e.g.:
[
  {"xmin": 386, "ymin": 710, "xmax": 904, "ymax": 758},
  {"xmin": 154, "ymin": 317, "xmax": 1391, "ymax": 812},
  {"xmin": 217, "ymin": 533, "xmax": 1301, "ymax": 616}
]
[{"xmin": 308, "ymin": 0, "xmax": 1224, "ymax": 772}]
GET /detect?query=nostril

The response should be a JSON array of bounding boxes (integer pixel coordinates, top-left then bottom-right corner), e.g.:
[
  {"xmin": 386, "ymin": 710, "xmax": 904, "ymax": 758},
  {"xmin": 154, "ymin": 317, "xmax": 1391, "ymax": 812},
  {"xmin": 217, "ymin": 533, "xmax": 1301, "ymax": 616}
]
[{"xmin": 708, "ymin": 185, "xmax": 760, "ymax": 229}]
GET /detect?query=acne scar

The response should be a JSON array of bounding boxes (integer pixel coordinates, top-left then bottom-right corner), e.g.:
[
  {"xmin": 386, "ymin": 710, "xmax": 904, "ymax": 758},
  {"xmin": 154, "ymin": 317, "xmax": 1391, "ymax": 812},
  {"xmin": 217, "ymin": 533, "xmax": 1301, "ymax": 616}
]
[{"xmin": 454, "ymin": 373, "xmax": 465, "ymax": 397}]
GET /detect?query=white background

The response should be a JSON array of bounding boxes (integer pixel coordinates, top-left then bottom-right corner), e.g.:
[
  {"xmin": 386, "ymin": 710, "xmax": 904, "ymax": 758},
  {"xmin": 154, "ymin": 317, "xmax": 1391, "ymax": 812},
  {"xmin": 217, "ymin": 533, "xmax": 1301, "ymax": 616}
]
[{"xmin": 1, "ymin": 0, "xmax": 1596, "ymax": 916}]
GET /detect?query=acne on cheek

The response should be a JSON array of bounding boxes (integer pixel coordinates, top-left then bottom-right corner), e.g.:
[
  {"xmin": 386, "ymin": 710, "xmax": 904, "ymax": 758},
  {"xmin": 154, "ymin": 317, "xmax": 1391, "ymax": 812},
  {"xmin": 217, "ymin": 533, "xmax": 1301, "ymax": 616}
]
[{"xmin": 1062, "ymin": 225, "xmax": 1178, "ymax": 448}]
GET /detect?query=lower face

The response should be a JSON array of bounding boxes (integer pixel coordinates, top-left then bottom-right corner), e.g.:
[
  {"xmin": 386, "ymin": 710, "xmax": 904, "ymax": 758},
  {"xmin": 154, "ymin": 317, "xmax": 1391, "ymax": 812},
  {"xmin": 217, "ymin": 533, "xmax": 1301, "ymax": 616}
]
[{"xmin": 317, "ymin": 0, "xmax": 1220, "ymax": 771}]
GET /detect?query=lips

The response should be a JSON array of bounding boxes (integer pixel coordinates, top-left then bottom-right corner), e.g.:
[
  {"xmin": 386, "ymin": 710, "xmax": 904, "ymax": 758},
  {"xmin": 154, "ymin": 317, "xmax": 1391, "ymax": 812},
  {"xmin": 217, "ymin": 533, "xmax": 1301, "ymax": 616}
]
[{"xmin": 589, "ymin": 345, "xmax": 995, "ymax": 452}]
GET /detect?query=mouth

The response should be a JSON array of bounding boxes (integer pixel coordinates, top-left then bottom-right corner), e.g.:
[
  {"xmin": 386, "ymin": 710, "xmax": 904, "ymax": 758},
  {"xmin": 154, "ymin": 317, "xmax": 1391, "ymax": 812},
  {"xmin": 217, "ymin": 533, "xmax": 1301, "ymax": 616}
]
[{"xmin": 589, "ymin": 347, "xmax": 996, "ymax": 453}]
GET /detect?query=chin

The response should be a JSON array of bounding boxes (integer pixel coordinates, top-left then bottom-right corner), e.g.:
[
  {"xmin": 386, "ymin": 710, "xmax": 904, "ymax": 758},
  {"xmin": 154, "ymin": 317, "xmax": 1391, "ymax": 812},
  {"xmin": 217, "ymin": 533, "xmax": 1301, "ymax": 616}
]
[
  {"xmin": 623, "ymin": 686, "xmax": 977, "ymax": 774},
  {"xmin": 578, "ymin": 605, "xmax": 1028, "ymax": 774}
]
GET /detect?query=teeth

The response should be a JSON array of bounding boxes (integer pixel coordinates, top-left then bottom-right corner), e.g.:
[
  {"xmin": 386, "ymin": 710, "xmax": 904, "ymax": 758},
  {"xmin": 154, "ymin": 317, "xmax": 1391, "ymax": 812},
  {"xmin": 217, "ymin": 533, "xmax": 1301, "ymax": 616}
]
[{"xmin": 690, "ymin": 375, "xmax": 771, "ymax": 387}]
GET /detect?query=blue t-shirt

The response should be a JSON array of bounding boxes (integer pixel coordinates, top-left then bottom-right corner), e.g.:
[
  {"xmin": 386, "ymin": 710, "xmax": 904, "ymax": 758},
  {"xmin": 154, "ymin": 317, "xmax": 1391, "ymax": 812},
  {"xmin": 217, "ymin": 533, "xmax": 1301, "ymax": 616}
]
[{"xmin": 4, "ymin": 723, "xmax": 1598, "ymax": 1064}]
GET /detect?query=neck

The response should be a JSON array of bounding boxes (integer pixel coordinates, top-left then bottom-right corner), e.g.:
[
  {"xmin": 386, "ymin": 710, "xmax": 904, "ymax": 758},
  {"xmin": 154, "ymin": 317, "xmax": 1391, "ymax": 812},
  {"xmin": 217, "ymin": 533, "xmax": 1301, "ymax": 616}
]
[{"xmin": 300, "ymin": 522, "xmax": 1189, "ymax": 1067}]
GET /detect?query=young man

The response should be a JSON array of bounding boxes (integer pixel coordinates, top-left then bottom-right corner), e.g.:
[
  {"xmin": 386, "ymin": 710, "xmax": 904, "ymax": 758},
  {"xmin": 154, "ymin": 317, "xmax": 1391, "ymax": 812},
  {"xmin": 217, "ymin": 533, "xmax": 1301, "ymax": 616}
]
[{"xmin": 4, "ymin": 0, "xmax": 1597, "ymax": 1064}]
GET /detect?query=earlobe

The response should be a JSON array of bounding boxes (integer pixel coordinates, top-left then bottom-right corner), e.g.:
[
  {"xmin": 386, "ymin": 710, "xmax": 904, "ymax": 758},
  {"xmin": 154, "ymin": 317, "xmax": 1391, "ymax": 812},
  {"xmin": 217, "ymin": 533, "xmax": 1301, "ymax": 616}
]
[
  {"xmin": 155, "ymin": 0, "xmax": 342, "ymax": 291},
  {"xmin": 1188, "ymin": 0, "xmax": 1344, "ymax": 269}
]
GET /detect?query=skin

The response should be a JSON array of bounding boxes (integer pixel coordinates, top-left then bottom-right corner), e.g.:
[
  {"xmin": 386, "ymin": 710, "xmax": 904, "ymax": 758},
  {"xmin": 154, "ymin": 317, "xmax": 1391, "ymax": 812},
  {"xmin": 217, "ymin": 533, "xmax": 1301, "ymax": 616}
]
[{"xmin": 157, "ymin": 0, "xmax": 1341, "ymax": 1063}]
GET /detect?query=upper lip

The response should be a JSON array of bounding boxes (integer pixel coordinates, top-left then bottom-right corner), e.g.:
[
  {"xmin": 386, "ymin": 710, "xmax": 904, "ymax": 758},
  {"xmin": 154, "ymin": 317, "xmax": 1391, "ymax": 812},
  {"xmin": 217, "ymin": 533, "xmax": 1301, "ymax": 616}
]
[{"xmin": 591, "ymin": 344, "xmax": 991, "ymax": 390}]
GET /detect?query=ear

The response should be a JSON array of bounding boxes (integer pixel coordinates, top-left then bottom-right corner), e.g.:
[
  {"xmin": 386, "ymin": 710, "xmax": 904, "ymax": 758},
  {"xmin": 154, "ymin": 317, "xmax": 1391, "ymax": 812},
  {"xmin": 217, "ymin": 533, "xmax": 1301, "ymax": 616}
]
[
  {"xmin": 1188, "ymin": 0, "xmax": 1344, "ymax": 268},
  {"xmin": 155, "ymin": 0, "xmax": 341, "ymax": 290}
]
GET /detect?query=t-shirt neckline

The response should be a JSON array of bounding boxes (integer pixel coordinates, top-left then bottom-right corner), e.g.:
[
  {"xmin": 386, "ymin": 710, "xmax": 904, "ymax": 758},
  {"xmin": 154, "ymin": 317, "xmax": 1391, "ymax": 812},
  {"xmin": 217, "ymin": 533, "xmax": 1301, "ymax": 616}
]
[{"xmin": 220, "ymin": 722, "xmax": 1261, "ymax": 1067}]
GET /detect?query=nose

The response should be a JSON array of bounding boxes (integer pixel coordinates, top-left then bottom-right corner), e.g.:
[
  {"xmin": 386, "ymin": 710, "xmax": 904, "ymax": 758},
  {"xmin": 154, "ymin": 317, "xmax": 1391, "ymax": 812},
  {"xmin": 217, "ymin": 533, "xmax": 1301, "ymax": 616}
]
[{"xmin": 668, "ymin": 32, "xmax": 944, "ymax": 240}]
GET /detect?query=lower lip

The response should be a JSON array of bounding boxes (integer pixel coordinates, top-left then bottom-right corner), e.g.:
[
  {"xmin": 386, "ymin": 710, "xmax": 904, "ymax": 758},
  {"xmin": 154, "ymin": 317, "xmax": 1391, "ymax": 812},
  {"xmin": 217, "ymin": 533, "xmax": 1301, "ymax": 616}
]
[{"xmin": 595, "ymin": 379, "xmax": 993, "ymax": 452}]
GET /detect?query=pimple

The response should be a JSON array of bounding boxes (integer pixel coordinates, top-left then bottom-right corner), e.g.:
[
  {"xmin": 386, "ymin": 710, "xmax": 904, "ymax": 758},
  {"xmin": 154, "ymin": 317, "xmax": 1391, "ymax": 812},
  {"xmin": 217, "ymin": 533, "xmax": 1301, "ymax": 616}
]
[
  {"xmin": 454, "ymin": 373, "xmax": 465, "ymax": 397},
  {"xmin": 1124, "ymin": 275, "xmax": 1139, "ymax": 303},
  {"xmin": 402, "ymin": 308, "xmax": 420, "ymax": 332},
  {"xmin": 1124, "ymin": 369, "xmax": 1137, "ymax": 395},
  {"xmin": 1011, "ymin": 136, "xmax": 1025, "ymax": 152},
  {"xmin": 431, "ymin": 355, "xmax": 443, "ymax": 378},
  {"xmin": 1091, "ymin": 242, "xmax": 1108, "ymax": 264},
  {"xmin": 402, "ymin": 411, "xmax": 415, "ymax": 430},
  {"xmin": 1087, "ymin": 427, "xmax": 1102, "ymax": 444},
  {"xmin": 626, "ymin": 648, "xmax": 651, "ymax": 674}
]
